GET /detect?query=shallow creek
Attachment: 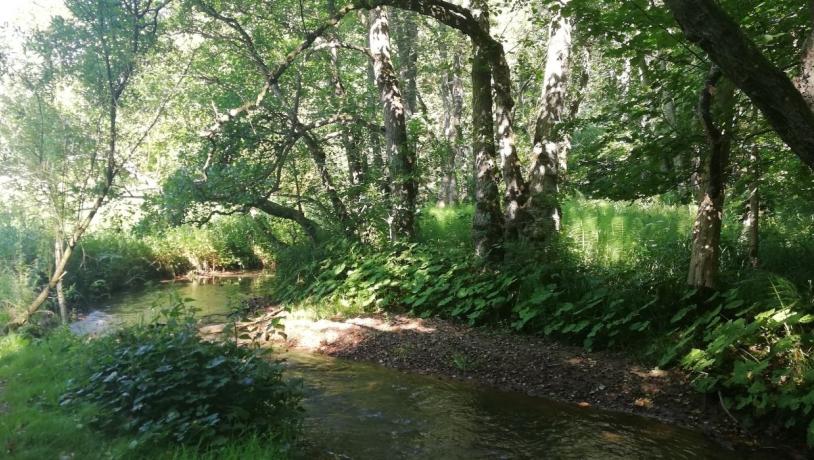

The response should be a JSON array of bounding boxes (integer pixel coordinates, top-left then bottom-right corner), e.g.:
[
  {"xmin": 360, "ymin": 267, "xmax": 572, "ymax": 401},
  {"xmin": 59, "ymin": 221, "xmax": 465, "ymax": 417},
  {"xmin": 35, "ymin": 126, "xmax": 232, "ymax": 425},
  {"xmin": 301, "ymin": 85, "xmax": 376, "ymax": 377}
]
[{"xmin": 71, "ymin": 276, "xmax": 772, "ymax": 459}]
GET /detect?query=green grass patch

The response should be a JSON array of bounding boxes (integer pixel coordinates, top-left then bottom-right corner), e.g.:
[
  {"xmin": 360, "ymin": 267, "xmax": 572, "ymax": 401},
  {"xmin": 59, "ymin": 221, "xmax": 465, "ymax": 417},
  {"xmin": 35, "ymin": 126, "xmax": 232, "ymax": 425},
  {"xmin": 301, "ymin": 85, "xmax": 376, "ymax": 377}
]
[{"xmin": 0, "ymin": 329, "xmax": 295, "ymax": 459}]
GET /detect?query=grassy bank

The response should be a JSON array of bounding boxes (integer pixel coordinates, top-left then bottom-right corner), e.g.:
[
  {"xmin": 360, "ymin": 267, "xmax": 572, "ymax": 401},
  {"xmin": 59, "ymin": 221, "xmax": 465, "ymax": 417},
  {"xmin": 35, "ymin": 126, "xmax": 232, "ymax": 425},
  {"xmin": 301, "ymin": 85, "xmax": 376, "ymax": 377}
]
[{"xmin": 0, "ymin": 323, "xmax": 298, "ymax": 459}]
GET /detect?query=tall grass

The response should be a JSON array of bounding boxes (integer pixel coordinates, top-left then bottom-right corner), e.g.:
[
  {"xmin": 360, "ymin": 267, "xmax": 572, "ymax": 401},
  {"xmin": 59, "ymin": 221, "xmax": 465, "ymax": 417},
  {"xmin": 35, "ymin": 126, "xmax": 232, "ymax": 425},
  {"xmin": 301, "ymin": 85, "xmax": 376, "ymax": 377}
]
[{"xmin": 562, "ymin": 198, "xmax": 695, "ymax": 266}]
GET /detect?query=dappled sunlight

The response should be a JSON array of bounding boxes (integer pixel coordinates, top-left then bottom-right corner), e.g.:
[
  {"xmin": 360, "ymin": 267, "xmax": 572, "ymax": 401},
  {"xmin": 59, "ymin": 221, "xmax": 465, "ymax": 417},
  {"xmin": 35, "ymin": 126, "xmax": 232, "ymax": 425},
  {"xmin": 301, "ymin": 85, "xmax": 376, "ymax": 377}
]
[{"xmin": 278, "ymin": 314, "xmax": 437, "ymax": 353}]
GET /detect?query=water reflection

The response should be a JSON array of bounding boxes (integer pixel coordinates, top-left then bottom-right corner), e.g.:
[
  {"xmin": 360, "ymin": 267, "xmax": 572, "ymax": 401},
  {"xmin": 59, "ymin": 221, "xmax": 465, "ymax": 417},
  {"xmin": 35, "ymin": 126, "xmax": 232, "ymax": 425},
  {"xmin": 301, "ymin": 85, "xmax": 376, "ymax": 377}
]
[{"xmin": 285, "ymin": 352, "xmax": 761, "ymax": 460}]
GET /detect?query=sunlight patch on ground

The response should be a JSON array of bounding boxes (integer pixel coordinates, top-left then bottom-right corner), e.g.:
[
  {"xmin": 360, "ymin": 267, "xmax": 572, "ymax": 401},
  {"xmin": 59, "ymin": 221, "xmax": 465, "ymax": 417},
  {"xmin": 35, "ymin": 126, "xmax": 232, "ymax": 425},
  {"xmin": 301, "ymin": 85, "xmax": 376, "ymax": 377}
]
[{"xmin": 278, "ymin": 314, "xmax": 437, "ymax": 352}]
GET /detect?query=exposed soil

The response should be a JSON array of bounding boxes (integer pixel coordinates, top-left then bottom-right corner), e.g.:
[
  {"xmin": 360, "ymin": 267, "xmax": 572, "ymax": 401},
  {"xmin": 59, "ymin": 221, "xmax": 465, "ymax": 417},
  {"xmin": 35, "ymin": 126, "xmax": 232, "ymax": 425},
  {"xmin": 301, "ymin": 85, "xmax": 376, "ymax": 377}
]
[{"xmin": 203, "ymin": 299, "xmax": 806, "ymax": 457}]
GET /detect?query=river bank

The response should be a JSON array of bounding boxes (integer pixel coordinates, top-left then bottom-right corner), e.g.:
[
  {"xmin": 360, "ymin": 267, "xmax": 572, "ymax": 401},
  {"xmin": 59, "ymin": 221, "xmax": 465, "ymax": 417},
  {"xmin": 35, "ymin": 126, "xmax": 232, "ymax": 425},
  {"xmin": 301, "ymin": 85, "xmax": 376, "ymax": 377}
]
[{"xmin": 210, "ymin": 299, "xmax": 804, "ymax": 457}]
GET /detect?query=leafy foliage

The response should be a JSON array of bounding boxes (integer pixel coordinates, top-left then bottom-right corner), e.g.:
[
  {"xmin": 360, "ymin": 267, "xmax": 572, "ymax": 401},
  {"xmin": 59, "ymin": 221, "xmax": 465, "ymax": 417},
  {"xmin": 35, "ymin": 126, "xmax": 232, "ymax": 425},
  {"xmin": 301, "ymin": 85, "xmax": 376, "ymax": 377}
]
[{"xmin": 60, "ymin": 298, "xmax": 302, "ymax": 448}]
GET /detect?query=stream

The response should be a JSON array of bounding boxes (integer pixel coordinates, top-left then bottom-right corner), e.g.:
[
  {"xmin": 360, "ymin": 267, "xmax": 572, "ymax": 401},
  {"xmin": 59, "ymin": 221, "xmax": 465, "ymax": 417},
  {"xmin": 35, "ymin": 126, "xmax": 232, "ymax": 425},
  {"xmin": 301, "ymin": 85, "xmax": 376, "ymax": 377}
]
[{"xmin": 71, "ymin": 275, "xmax": 772, "ymax": 459}]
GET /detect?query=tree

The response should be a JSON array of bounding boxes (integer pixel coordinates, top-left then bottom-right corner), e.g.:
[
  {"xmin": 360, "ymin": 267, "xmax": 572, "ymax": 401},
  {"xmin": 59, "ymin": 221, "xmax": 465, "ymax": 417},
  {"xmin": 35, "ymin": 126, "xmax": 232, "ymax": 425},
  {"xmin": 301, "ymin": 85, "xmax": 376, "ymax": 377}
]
[
  {"xmin": 664, "ymin": 0, "xmax": 814, "ymax": 170},
  {"xmin": 369, "ymin": 6, "xmax": 417, "ymax": 241},
  {"xmin": 527, "ymin": 0, "xmax": 574, "ymax": 240},
  {"xmin": 470, "ymin": 1, "xmax": 503, "ymax": 261},
  {"xmin": 438, "ymin": 45, "xmax": 465, "ymax": 207},
  {"xmin": 7, "ymin": 0, "xmax": 167, "ymax": 324},
  {"xmin": 687, "ymin": 66, "xmax": 735, "ymax": 289}
]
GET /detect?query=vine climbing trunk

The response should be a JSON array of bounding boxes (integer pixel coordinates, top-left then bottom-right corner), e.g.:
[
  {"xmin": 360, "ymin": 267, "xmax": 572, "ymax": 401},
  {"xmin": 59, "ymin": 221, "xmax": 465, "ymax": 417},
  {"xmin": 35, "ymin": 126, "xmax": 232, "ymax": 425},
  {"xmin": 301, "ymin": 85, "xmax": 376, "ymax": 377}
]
[
  {"xmin": 471, "ymin": 6, "xmax": 504, "ymax": 261},
  {"xmin": 369, "ymin": 6, "xmax": 417, "ymax": 241},
  {"xmin": 527, "ymin": 1, "xmax": 573, "ymax": 241}
]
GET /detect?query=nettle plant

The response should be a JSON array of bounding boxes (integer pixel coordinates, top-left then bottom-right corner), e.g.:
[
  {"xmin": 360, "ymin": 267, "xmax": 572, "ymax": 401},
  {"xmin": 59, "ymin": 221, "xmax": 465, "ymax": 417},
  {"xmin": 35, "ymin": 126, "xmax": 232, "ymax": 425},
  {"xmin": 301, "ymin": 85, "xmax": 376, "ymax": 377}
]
[{"xmin": 60, "ymin": 295, "xmax": 302, "ymax": 448}]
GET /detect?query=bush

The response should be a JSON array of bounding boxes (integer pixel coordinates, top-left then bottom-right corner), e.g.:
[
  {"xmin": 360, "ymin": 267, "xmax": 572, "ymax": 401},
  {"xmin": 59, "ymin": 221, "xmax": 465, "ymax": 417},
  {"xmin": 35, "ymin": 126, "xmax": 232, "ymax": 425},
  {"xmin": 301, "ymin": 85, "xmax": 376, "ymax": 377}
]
[
  {"xmin": 147, "ymin": 214, "xmax": 288, "ymax": 275},
  {"xmin": 662, "ymin": 278, "xmax": 814, "ymax": 442},
  {"xmin": 273, "ymin": 241, "xmax": 517, "ymax": 323},
  {"xmin": 65, "ymin": 231, "xmax": 166, "ymax": 302},
  {"xmin": 60, "ymin": 298, "xmax": 302, "ymax": 448}
]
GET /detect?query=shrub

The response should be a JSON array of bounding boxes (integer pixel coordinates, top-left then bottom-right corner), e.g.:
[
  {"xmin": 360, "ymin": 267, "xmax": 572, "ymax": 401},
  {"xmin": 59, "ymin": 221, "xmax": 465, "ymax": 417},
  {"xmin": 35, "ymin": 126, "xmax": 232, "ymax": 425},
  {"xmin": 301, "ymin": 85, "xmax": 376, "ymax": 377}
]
[
  {"xmin": 663, "ymin": 278, "xmax": 814, "ymax": 443},
  {"xmin": 60, "ymin": 298, "xmax": 302, "ymax": 448},
  {"xmin": 66, "ymin": 231, "xmax": 165, "ymax": 302},
  {"xmin": 273, "ymin": 241, "xmax": 517, "ymax": 324}
]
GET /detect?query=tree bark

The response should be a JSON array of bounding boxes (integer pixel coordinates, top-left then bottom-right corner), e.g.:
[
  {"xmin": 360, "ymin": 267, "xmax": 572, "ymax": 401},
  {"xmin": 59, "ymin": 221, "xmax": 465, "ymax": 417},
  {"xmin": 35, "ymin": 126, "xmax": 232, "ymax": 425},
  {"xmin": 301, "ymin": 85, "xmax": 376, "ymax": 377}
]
[
  {"xmin": 392, "ymin": 8, "xmax": 419, "ymax": 116},
  {"xmin": 687, "ymin": 66, "xmax": 732, "ymax": 290},
  {"xmin": 54, "ymin": 233, "xmax": 67, "ymax": 323},
  {"xmin": 327, "ymin": 0, "xmax": 367, "ymax": 187},
  {"xmin": 254, "ymin": 199, "xmax": 322, "ymax": 242},
  {"xmin": 527, "ymin": 3, "xmax": 573, "ymax": 240},
  {"xmin": 797, "ymin": 2, "xmax": 814, "ymax": 109},
  {"xmin": 438, "ymin": 48, "xmax": 464, "ymax": 207},
  {"xmin": 478, "ymin": 0, "xmax": 527, "ymax": 238},
  {"xmin": 369, "ymin": 6, "xmax": 417, "ymax": 241},
  {"xmin": 741, "ymin": 145, "xmax": 760, "ymax": 268},
  {"xmin": 471, "ymin": 7, "xmax": 504, "ymax": 261},
  {"xmin": 664, "ymin": 0, "xmax": 814, "ymax": 170}
]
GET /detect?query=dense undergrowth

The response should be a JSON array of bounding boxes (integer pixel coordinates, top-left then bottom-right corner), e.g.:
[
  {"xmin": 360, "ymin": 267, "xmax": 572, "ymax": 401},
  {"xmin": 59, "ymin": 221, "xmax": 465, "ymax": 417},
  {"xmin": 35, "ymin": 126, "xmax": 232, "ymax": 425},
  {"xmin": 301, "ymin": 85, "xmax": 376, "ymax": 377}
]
[
  {"xmin": 0, "ymin": 299, "xmax": 300, "ymax": 459},
  {"xmin": 270, "ymin": 198, "xmax": 814, "ymax": 444}
]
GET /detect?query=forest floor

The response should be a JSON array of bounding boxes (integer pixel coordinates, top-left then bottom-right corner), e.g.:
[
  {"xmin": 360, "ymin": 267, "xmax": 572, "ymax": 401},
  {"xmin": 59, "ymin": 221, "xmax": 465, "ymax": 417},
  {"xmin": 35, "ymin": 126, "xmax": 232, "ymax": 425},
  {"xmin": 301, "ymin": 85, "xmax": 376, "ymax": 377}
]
[{"xmin": 203, "ymin": 300, "xmax": 805, "ymax": 456}]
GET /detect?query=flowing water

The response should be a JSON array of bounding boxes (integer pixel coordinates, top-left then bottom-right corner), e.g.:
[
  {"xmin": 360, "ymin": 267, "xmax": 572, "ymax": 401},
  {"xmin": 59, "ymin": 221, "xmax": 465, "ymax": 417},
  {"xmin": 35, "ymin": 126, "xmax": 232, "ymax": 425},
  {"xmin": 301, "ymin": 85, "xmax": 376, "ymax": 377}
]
[{"xmin": 72, "ymin": 276, "xmax": 772, "ymax": 459}]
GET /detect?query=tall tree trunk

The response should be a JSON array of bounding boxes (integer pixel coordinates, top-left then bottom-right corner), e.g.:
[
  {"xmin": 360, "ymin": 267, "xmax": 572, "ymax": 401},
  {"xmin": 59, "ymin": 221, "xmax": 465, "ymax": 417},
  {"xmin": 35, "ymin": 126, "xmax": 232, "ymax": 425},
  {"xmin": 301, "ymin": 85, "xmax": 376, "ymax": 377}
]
[
  {"xmin": 471, "ymin": 7, "xmax": 504, "ymax": 261},
  {"xmin": 484, "ymin": 11, "xmax": 527, "ymax": 238},
  {"xmin": 438, "ymin": 48, "xmax": 464, "ymax": 207},
  {"xmin": 527, "ymin": 3, "xmax": 573, "ymax": 240},
  {"xmin": 741, "ymin": 145, "xmax": 760, "ymax": 268},
  {"xmin": 22, "ymin": 110, "xmax": 117, "ymax": 324},
  {"xmin": 369, "ymin": 6, "xmax": 417, "ymax": 241},
  {"xmin": 687, "ymin": 66, "xmax": 733, "ymax": 290},
  {"xmin": 392, "ymin": 8, "xmax": 419, "ymax": 116}
]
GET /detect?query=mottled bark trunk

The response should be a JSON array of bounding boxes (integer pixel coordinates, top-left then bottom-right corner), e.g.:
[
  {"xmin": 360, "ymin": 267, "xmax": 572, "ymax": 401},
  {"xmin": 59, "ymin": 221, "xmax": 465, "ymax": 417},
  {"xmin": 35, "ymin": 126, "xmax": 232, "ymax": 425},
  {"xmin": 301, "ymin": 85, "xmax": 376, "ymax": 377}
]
[
  {"xmin": 796, "ymin": 3, "xmax": 814, "ymax": 109},
  {"xmin": 492, "ymin": 39, "xmax": 527, "ymax": 237},
  {"xmin": 370, "ymin": 7, "xmax": 417, "ymax": 241},
  {"xmin": 366, "ymin": 48, "xmax": 389, "ymax": 196},
  {"xmin": 54, "ymin": 234, "xmax": 67, "ymax": 323},
  {"xmin": 741, "ymin": 145, "xmax": 760, "ymax": 268},
  {"xmin": 471, "ymin": 8, "xmax": 504, "ymax": 261},
  {"xmin": 664, "ymin": 0, "xmax": 814, "ymax": 169},
  {"xmin": 527, "ymin": 4, "xmax": 573, "ymax": 240},
  {"xmin": 690, "ymin": 148, "xmax": 705, "ymax": 204},
  {"xmin": 688, "ymin": 66, "xmax": 732, "ymax": 290},
  {"xmin": 392, "ymin": 8, "xmax": 419, "ymax": 116},
  {"xmin": 438, "ymin": 50, "xmax": 464, "ymax": 207}
]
